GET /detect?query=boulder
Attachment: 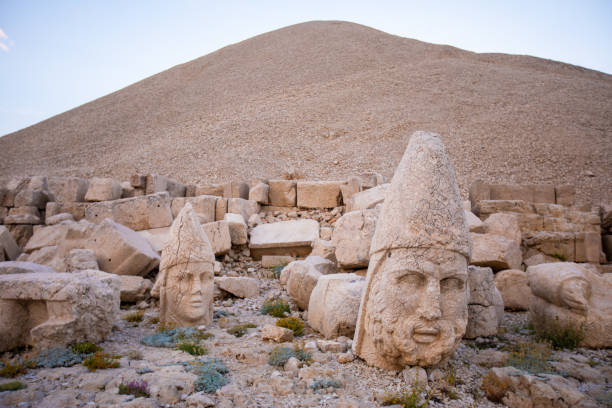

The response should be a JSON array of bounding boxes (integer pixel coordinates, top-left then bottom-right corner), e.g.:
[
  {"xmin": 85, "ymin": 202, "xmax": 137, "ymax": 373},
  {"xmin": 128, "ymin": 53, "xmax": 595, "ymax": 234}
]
[
  {"xmin": 494, "ymin": 269, "xmax": 531, "ymax": 311},
  {"xmin": 47, "ymin": 177, "xmax": 89, "ymax": 203},
  {"xmin": 268, "ymin": 180, "xmax": 297, "ymax": 207},
  {"xmin": 201, "ymin": 220, "xmax": 232, "ymax": 255},
  {"xmin": 285, "ymin": 260, "xmax": 321, "ymax": 310},
  {"xmin": 4, "ymin": 206, "xmax": 41, "ymax": 224},
  {"xmin": 215, "ymin": 276, "xmax": 259, "ymax": 298},
  {"xmin": 305, "ymin": 255, "xmax": 337, "ymax": 275},
  {"xmin": 120, "ymin": 275, "xmax": 152, "ymax": 303},
  {"xmin": 249, "ymin": 182, "xmax": 269, "ymax": 205},
  {"xmin": 0, "ymin": 270, "xmax": 120, "ymax": 351},
  {"xmin": 65, "ymin": 248, "xmax": 99, "ymax": 272},
  {"xmin": 224, "ymin": 213, "xmax": 248, "ymax": 245},
  {"xmin": 0, "ymin": 226, "xmax": 20, "ymax": 260},
  {"xmin": 85, "ymin": 177, "xmax": 122, "ymax": 202},
  {"xmin": 88, "ymin": 218, "xmax": 160, "ymax": 276},
  {"xmin": 0, "ymin": 261, "xmax": 55, "ymax": 275},
  {"xmin": 470, "ymin": 233, "xmax": 522, "ymax": 271},
  {"xmin": 227, "ymin": 198, "xmax": 260, "ymax": 223},
  {"xmin": 249, "ymin": 219, "xmax": 319, "ymax": 259},
  {"xmin": 261, "ymin": 324, "xmax": 294, "ymax": 343},
  {"xmin": 465, "ymin": 266, "xmax": 504, "ymax": 338},
  {"xmin": 332, "ymin": 209, "xmax": 377, "ymax": 269},
  {"xmin": 85, "ymin": 192, "xmax": 173, "ymax": 231},
  {"xmin": 345, "ymin": 184, "xmax": 388, "ymax": 212},
  {"xmin": 170, "ymin": 196, "xmax": 217, "ymax": 223},
  {"xmin": 297, "ymin": 181, "xmax": 342, "ymax": 208},
  {"xmin": 483, "ymin": 213, "xmax": 522, "ymax": 245},
  {"xmin": 465, "ymin": 210, "xmax": 486, "ymax": 233},
  {"xmin": 308, "ymin": 273, "xmax": 365, "ymax": 338}
]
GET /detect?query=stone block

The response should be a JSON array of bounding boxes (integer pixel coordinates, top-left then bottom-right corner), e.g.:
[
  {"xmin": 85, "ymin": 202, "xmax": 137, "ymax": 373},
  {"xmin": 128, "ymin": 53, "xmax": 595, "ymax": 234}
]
[
  {"xmin": 527, "ymin": 184, "xmax": 556, "ymax": 203},
  {"xmin": 465, "ymin": 266, "xmax": 504, "ymax": 339},
  {"xmin": 85, "ymin": 192, "xmax": 173, "ymax": 231},
  {"xmin": 268, "ymin": 180, "xmax": 296, "ymax": 207},
  {"xmin": 310, "ymin": 238, "xmax": 336, "ymax": 263},
  {"xmin": 88, "ymin": 219, "xmax": 160, "ymax": 276},
  {"xmin": 13, "ymin": 176, "xmax": 53, "ymax": 209},
  {"xmin": 130, "ymin": 174, "xmax": 146, "ymax": 188},
  {"xmin": 137, "ymin": 227, "xmax": 170, "ymax": 253},
  {"xmin": 224, "ymin": 213, "xmax": 248, "ymax": 245},
  {"xmin": 0, "ymin": 261, "xmax": 55, "ymax": 275},
  {"xmin": 0, "ymin": 206, "xmax": 7, "ymax": 224},
  {"xmin": 285, "ymin": 260, "xmax": 321, "ymax": 310},
  {"xmin": 308, "ymin": 273, "xmax": 365, "ymax": 338},
  {"xmin": 249, "ymin": 219, "xmax": 319, "ymax": 260},
  {"xmin": 476, "ymin": 200, "xmax": 534, "ymax": 218},
  {"xmin": 145, "ymin": 174, "xmax": 185, "ymax": 198},
  {"xmin": 346, "ymin": 184, "xmax": 388, "ymax": 212},
  {"xmin": 360, "ymin": 172, "xmax": 384, "ymax": 189},
  {"xmin": 223, "ymin": 181, "xmax": 249, "ymax": 199},
  {"xmin": 523, "ymin": 232, "xmax": 576, "ymax": 262},
  {"xmin": 85, "ymin": 177, "xmax": 122, "ymax": 202},
  {"xmin": 574, "ymin": 232, "xmax": 601, "ymax": 263},
  {"xmin": 48, "ymin": 177, "xmax": 89, "ymax": 203},
  {"xmin": 65, "ymin": 248, "xmax": 99, "ymax": 272},
  {"xmin": 249, "ymin": 182, "xmax": 269, "ymax": 205},
  {"xmin": 7, "ymin": 225, "xmax": 33, "ymax": 248},
  {"xmin": 532, "ymin": 203, "xmax": 567, "ymax": 218},
  {"xmin": 494, "ymin": 269, "xmax": 531, "ymax": 311},
  {"xmin": 555, "ymin": 185, "xmax": 576, "ymax": 207},
  {"xmin": 305, "ymin": 255, "xmax": 337, "ymax": 275},
  {"xmin": 194, "ymin": 184, "xmax": 224, "ymax": 197},
  {"xmin": 120, "ymin": 181, "xmax": 135, "ymax": 198},
  {"xmin": 227, "ymin": 198, "xmax": 260, "ymax": 222},
  {"xmin": 171, "ymin": 196, "xmax": 217, "ymax": 223},
  {"xmin": 24, "ymin": 221, "xmax": 74, "ymax": 253},
  {"xmin": 215, "ymin": 276, "xmax": 259, "ymax": 298},
  {"xmin": 340, "ymin": 176, "xmax": 362, "ymax": 203},
  {"xmin": 46, "ymin": 201, "xmax": 92, "ymax": 221},
  {"xmin": 120, "ymin": 275, "xmax": 152, "ymax": 303},
  {"xmin": 0, "ymin": 226, "xmax": 20, "ymax": 261},
  {"xmin": 215, "ymin": 198, "xmax": 227, "ymax": 221},
  {"xmin": 261, "ymin": 325, "xmax": 294, "ymax": 343},
  {"xmin": 483, "ymin": 213, "xmax": 521, "ymax": 245},
  {"xmin": 46, "ymin": 213, "xmax": 74, "ymax": 225},
  {"xmin": 0, "ymin": 270, "xmax": 119, "ymax": 351},
  {"xmin": 201, "ymin": 220, "xmax": 232, "ymax": 255},
  {"xmin": 297, "ymin": 181, "xmax": 342, "ymax": 208},
  {"xmin": 468, "ymin": 180, "xmax": 491, "ymax": 212},
  {"xmin": 489, "ymin": 184, "xmax": 532, "ymax": 202},
  {"xmin": 332, "ymin": 209, "xmax": 377, "ymax": 269},
  {"xmin": 470, "ymin": 233, "xmax": 522, "ymax": 271},
  {"xmin": 4, "ymin": 206, "xmax": 41, "ymax": 225},
  {"xmin": 465, "ymin": 210, "xmax": 486, "ymax": 233}
]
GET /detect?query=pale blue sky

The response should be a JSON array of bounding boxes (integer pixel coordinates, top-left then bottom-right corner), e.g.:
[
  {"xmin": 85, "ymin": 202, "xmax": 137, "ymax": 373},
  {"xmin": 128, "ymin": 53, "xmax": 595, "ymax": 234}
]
[{"xmin": 1, "ymin": 0, "xmax": 611, "ymax": 136}]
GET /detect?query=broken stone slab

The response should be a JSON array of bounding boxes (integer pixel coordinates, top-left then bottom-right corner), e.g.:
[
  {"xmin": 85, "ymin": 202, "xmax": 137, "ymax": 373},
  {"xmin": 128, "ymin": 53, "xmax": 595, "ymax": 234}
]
[
  {"xmin": 285, "ymin": 260, "xmax": 321, "ymax": 310},
  {"xmin": 339, "ymin": 176, "xmax": 362, "ymax": 204},
  {"xmin": 227, "ymin": 198, "xmax": 260, "ymax": 223},
  {"xmin": 310, "ymin": 238, "xmax": 336, "ymax": 263},
  {"xmin": 4, "ymin": 206, "xmax": 41, "ymax": 225},
  {"xmin": 0, "ymin": 270, "xmax": 120, "ymax": 352},
  {"xmin": 215, "ymin": 276, "xmax": 259, "ymax": 298},
  {"xmin": 465, "ymin": 209, "xmax": 486, "ymax": 233},
  {"xmin": 12, "ymin": 176, "xmax": 54, "ymax": 209},
  {"xmin": 223, "ymin": 181, "xmax": 250, "ymax": 199},
  {"xmin": 47, "ymin": 177, "xmax": 89, "ymax": 203},
  {"xmin": 120, "ymin": 275, "xmax": 152, "ymax": 303},
  {"xmin": 483, "ymin": 213, "xmax": 522, "ymax": 245},
  {"xmin": 6, "ymin": 225, "xmax": 33, "ymax": 248},
  {"xmin": 201, "ymin": 220, "xmax": 232, "ymax": 256},
  {"xmin": 171, "ymin": 196, "xmax": 217, "ymax": 223},
  {"xmin": 470, "ymin": 233, "xmax": 522, "ymax": 271},
  {"xmin": 65, "ymin": 248, "xmax": 99, "ymax": 272},
  {"xmin": 46, "ymin": 201, "xmax": 92, "ymax": 222},
  {"xmin": 84, "ymin": 177, "xmax": 122, "ymax": 202},
  {"xmin": 304, "ymin": 255, "xmax": 337, "ymax": 275},
  {"xmin": 249, "ymin": 182, "xmax": 269, "ymax": 205},
  {"xmin": 24, "ymin": 221, "xmax": 74, "ymax": 253},
  {"xmin": 85, "ymin": 192, "xmax": 173, "ymax": 231},
  {"xmin": 249, "ymin": 219, "xmax": 319, "ymax": 260},
  {"xmin": 308, "ymin": 273, "xmax": 365, "ymax": 339},
  {"xmin": 465, "ymin": 266, "xmax": 504, "ymax": 339},
  {"xmin": 261, "ymin": 255, "xmax": 295, "ymax": 268},
  {"xmin": 45, "ymin": 212, "xmax": 74, "ymax": 225},
  {"xmin": 494, "ymin": 269, "xmax": 531, "ymax": 311},
  {"xmin": 268, "ymin": 180, "xmax": 297, "ymax": 207},
  {"xmin": 224, "ymin": 213, "xmax": 248, "ymax": 245},
  {"xmin": 296, "ymin": 181, "xmax": 343, "ymax": 208},
  {"xmin": 345, "ymin": 183, "xmax": 388, "ymax": 212},
  {"xmin": 145, "ymin": 174, "xmax": 186, "ymax": 198},
  {"xmin": 137, "ymin": 227, "xmax": 170, "ymax": 253},
  {"xmin": 0, "ymin": 226, "xmax": 20, "ymax": 260},
  {"xmin": 332, "ymin": 208, "xmax": 378, "ymax": 269},
  {"xmin": 88, "ymin": 218, "xmax": 160, "ymax": 276},
  {"xmin": 0, "ymin": 261, "xmax": 55, "ymax": 275}
]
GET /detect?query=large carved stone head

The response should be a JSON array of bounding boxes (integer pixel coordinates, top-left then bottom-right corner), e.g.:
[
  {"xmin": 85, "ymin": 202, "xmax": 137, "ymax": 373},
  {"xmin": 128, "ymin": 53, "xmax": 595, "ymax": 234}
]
[
  {"xmin": 152, "ymin": 203, "xmax": 215, "ymax": 327},
  {"xmin": 353, "ymin": 131, "xmax": 471, "ymax": 370}
]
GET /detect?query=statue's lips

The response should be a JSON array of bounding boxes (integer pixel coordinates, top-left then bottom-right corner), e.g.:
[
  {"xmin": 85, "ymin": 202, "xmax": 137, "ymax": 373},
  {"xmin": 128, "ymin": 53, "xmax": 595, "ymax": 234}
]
[
  {"xmin": 412, "ymin": 326, "xmax": 440, "ymax": 343},
  {"xmin": 189, "ymin": 298, "xmax": 203, "ymax": 307}
]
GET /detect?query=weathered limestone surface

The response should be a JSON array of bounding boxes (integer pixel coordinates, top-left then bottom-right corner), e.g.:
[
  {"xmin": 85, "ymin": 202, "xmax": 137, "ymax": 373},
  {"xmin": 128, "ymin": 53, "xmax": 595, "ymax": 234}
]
[
  {"xmin": 88, "ymin": 219, "xmax": 160, "ymax": 276},
  {"xmin": 224, "ymin": 213, "xmax": 248, "ymax": 246},
  {"xmin": 215, "ymin": 276, "xmax": 259, "ymax": 298},
  {"xmin": 354, "ymin": 131, "xmax": 471, "ymax": 370},
  {"xmin": 4, "ymin": 206, "xmax": 41, "ymax": 225},
  {"xmin": 249, "ymin": 219, "xmax": 319, "ymax": 259},
  {"xmin": 194, "ymin": 184, "xmax": 224, "ymax": 197},
  {"xmin": 346, "ymin": 184, "xmax": 388, "ymax": 212},
  {"xmin": 360, "ymin": 172, "xmax": 385, "ymax": 189},
  {"xmin": 483, "ymin": 213, "xmax": 521, "ymax": 245},
  {"xmin": 0, "ymin": 226, "xmax": 20, "ymax": 260},
  {"xmin": 470, "ymin": 233, "xmax": 522, "ymax": 271},
  {"xmin": 465, "ymin": 210, "xmax": 486, "ymax": 233},
  {"xmin": 215, "ymin": 197, "xmax": 228, "ymax": 221},
  {"xmin": 171, "ymin": 196, "xmax": 217, "ymax": 223},
  {"xmin": 46, "ymin": 201, "xmax": 92, "ymax": 222},
  {"xmin": 10, "ymin": 176, "xmax": 54, "ymax": 209},
  {"xmin": 339, "ymin": 176, "xmax": 362, "ymax": 203},
  {"xmin": 137, "ymin": 227, "xmax": 170, "ymax": 253},
  {"xmin": 227, "ymin": 198, "xmax": 260, "ymax": 223},
  {"xmin": 465, "ymin": 266, "xmax": 504, "ymax": 339},
  {"xmin": 308, "ymin": 273, "xmax": 365, "ymax": 339},
  {"xmin": 297, "ymin": 181, "xmax": 342, "ymax": 208},
  {"xmin": 261, "ymin": 325, "xmax": 294, "ymax": 343},
  {"xmin": 85, "ymin": 192, "xmax": 173, "ymax": 231},
  {"xmin": 261, "ymin": 255, "xmax": 294, "ymax": 268},
  {"xmin": 527, "ymin": 262, "xmax": 612, "ymax": 348},
  {"xmin": 268, "ymin": 180, "xmax": 297, "ymax": 207},
  {"xmin": 48, "ymin": 177, "xmax": 89, "ymax": 203},
  {"xmin": 7, "ymin": 225, "xmax": 34, "ymax": 248},
  {"xmin": 0, "ymin": 270, "xmax": 120, "ymax": 352},
  {"xmin": 145, "ymin": 174, "xmax": 186, "ymax": 198},
  {"xmin": 85, "ymin": 177, "xmax": 122, "ymax": 202},
  {"xmin": 310, "ymin": 238, "xmax": 336, "ymax": 263},
  {"xmin": 494, "ymin": 269, "xmax": 531, "ymax": 311},
  {"xmin": 285, "ymin": 260, "xmax": 321, "ymax": 310},
  {"xmin": 223, "ymin": 181, "xmax": 250, "ymax": 200},
  {"xmin": 152, "ymin": 203, "xmax": 215, "ymax": 327},
  {"xmin": 120, "ymin": 275, "xmax": 152, "ymax": 303},
  {"xmin": 332, "ymin": 208, "xmax": 378, "ymax": 269},
  {"xmin": 201, "ymin": 220, "xmax": 232, "ymax": 255},
  {"xmin": 249, "ymin": 182, "xmax": 270, "ymax": 205},
  {"xmin": 46, "ymin": 212, "xmax": 74, "ymax": 225},
  {"xmin": 65, "ymin": 248, "xmax": 99, "ymax": 272},
  {"xmin": 304, "ymin": 255, "xmax": 337, "ymax": 275},
  {"xmin": 0, "ymin": 261, "xmax": 55, "ymax": 275}
]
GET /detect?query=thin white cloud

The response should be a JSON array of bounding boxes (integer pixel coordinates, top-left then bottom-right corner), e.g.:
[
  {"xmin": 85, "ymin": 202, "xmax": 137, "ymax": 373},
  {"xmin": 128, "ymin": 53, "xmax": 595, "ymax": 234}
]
[{"xmin": 0, "ymin": 28, "xmax": 11, "ymax": 52}]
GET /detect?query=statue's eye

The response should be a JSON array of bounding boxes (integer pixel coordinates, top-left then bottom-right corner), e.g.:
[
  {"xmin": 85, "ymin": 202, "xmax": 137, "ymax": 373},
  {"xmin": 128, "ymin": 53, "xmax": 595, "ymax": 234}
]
[
  {"xmin": 441, "ymin": 277, "xmax": 464, "ymax": 291},
  {"xmin": 396, "ymin": 273, "xmax": 424, "ymax": 286}
]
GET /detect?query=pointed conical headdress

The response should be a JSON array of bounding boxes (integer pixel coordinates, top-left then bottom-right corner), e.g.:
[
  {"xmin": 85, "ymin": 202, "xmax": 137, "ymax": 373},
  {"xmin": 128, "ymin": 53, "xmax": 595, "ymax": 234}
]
[{"xmin": 369, "ymin": 131, "xmax": 470, "ymax": 258}]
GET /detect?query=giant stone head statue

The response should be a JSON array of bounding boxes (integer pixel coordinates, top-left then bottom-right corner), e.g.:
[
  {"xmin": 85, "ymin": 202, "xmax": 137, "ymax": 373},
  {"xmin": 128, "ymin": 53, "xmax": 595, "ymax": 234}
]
[
  {"xmin": 152, "ymin": 203, "xmax": 215, "ymax": 327},
  {"xmin": 352, "ymin": 131, "xmax": 471, "ymax": 370}
]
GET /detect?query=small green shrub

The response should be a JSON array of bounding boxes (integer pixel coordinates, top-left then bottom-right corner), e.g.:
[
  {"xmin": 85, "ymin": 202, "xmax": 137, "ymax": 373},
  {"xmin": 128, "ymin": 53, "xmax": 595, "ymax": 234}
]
[
  {"xmin": 227, "ymin": 323, "xmax": 257, "ymax": 338},
  {"xmin": 276, "ymin": 316, "xmax": 304, "ymax": 336},
  {"xmin": 122, "ymin": 310, "xmax": 144, "ymax": 323},
  {"xmin": 0, "ymin": 360, "xmax": 34, "ymax": 378},
  {"xmin": 535, "ymin": 319, "xmax": 584, "ymax": 350},
  {"xmin": 142, "ymin": 327, "xmax": 211, "ymax": 348},
  {"xmin": 71, "ymin": 342, "xmax": 102, "ymax": 355},
  {"xmin": 311, "ymin": 378, "xmax": 342, "ymax": 393},
  {"xmin": 505, "ymin": 342, "xmax": 552, "ymax": 374},
  {"xmin": 550, "ymin": 253, "xmax": 567, "ymax": 262},
  {"xmin": 0, "ymin": 381, "xmax": 26, "ymax": 392},
  {"xmin": 182, "ymin": 359, "xmax": 230, "ymax": 393},
  {"xmin": 381, "ymin": 384, "xmax": 429, "ymax": 408},
  {"xmin": 148, "ymin": 316, "xmax": 160, "ymax": 325},
  {"xmin": 260, "ymin": 298, "xmax": 290, "ymax": 318},
  {"xmin": 118, "ymin": 380, "xmax": 150, "ymax": 398},
  {"xmin": 36, "ymin": 348, "xmax": 83, "ymax": 368},
  {"xmin": 272, "ymin": 265, "xmax": 284, "ymax": 279},
  {"xmin": 268, "ymin": 345, "xmax": 311, "ymax": 367},
  {"xmin": 177, "ymin": 342, "xmax": 207, "ymax": 356},
  {"xmin": 83, "ymin": 352, "xmax": 120, "ymax": 372}
]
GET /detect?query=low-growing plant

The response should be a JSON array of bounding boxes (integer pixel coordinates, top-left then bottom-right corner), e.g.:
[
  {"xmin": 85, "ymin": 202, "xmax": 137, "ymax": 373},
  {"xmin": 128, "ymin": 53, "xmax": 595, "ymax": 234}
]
[
  {"xmin": 35, "ymin": 348, "xmax": 83, "ymax": 368},
  {"xmin": 0, "ymin": 381, "xmax": 26, "ymax": 392},
  {"xmin": 505, "ymin": 341, "xmax": 552, "ymax": 374},
  {"xmin": 142, "ymin": 327, "xmax": 211, "ymax": 348},
  {"xmin": 227, "ymin": 323, "xmax": 257, "ymax": 338},
  {"xmin": 445, "ymin": 365, "xmax": 457, "ymax": 387},
  {"xmin": 550, "ymin": 253, "xmax": 567, "ymax": 262},
  {"xmin": 276, "ymin": 316, "xmax": 304, "ymax": 336},
  {"xmin": 148, "ymin": 316, "xmax": 160, "ymax": 325},
  {"xmin": 71, "ymin": 342, "xmax": 102, "ymax": 355},
  {"xmin": 272, "ymin": 265, "xmax": 284, "ymax": 279},
  {"xmin": 311, "ymin": 378, "xmax": 342, "ymax": 393},
  {"xmin": 176, "ymin": 342, "xmax": 207, "ymax": 356},
  {"xmin": 260, "ymin": 298, "xmax": 290, "ymax": 318},
  {"xmin": 481, "ymin": 370, "xmax": 510, "ymax": 403},
  {"xmin": 268, "ymin": 345, "xmax": 311, "ymax": 367},
  {"xmin": 83, "ymin": 352, "xmax": 120, "ymax": 372},
  {"xmin": 118, "ymin": 380, "xmax": 150, "ymax": 398},
  {"xmin": 0, "ymin": 360, "xmax": 34, "ymax": 378},
  {"xmin": 182, "ymin": 359, "xmax": 230, "ymax": 393},
  {"xmin": 535, "ymin": 318, "xmax": 585, "ymax": 350},
  {"xmin": 122, "ymin": 310, "xmax": 144, "ymax": 323},
  {"xmin": 126, "ymin": 350, "xmax": 143, "ymax": 360},
  {"xmin": 381, "ymin": 384, "xmax": 429, "ymax": 408}
]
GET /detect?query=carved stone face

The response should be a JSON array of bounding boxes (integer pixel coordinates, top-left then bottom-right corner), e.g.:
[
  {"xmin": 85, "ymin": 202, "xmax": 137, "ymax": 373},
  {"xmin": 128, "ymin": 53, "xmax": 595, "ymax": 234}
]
[
  {"xmin": 164, "ymin": 262, "xmax": 214, "ymax": 326},
  {"xmin": 365, "ymin": 248, "xmax": 468, "ymax": 367}
]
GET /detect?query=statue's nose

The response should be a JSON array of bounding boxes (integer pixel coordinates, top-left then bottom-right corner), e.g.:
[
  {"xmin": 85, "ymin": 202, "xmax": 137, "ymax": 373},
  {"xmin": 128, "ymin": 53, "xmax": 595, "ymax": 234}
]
[
  {"xmin": 419, "ymin": 280, "xmax": 442, "ymax": 320},
  {"xmin": 192, "ymin": 275, "xmax": 202, "ymax": 294}
]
